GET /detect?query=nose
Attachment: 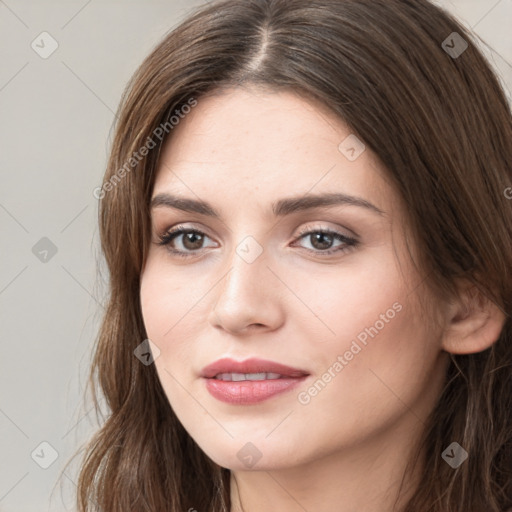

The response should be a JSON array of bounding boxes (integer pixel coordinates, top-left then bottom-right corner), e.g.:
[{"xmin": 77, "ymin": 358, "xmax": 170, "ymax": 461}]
[{"xmin": 208, "ymin": 242, "xmax": 285, "ymax": 335}]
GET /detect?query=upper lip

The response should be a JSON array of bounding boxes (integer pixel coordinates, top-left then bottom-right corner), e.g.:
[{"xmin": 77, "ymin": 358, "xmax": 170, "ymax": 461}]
[{"xmin": 200, "ymin": 357, "xmax": 310, "ymax": 379}]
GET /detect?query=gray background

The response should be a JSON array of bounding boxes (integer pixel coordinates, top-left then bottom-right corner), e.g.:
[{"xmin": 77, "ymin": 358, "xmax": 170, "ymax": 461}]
[{"xmin": 0, "ymin": 1, "xmax": 511, "ymax": 510}]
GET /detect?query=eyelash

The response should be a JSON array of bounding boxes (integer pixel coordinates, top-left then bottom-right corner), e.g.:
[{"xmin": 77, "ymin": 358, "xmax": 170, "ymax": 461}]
[{"xmin": 156, "ymin": 224, "xmax": 359, "ymax": 259}]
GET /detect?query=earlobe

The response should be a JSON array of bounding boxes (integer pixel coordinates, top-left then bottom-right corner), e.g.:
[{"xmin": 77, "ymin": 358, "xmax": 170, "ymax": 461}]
[{"xmin": 440, "ymin": 282, "xmax": 506, "ymax": 355}]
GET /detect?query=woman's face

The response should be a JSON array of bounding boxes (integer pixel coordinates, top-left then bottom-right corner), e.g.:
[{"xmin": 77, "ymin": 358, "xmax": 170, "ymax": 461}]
[{"xmin": 140, "ymin": 87, "xmax": 450, "ymax": 471}]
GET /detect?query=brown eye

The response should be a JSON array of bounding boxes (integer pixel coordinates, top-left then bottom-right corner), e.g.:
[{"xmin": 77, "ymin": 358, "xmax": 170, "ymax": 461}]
[
  {"xmin": 308, "ymin": 232, "xmax": 335, "ymax": 250},
  {"xmin": 180, "ymin": 231, "xmax": 205, "ymax": 250},
  {"xmin": 157, "ymin": 226, "xmax": 216, "ymax": 258},
  {"xmin": 293, "ymin": 227, "xmax": 359, "ymax": 256}
]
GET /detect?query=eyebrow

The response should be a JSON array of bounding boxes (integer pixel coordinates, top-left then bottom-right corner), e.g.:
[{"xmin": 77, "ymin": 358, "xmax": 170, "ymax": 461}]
[{"xmin": 150, "ymin": 192, "xmax": 385, "ymax": 218}]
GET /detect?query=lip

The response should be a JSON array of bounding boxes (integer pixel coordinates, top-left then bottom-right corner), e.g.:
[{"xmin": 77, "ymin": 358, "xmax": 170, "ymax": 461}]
[
  {"xmin": 201, "ymin": 357, "xmax": 310, "ymax": 405},
  {"xmin": 200, "ymin": 357, "xmax": 309, "ymax": 379}
]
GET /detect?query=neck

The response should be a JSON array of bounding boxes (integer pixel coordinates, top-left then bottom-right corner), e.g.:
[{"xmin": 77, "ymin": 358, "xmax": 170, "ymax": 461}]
[{"xmin": 229, "ymin": 415, "xmax": 426, "ymax": 512}]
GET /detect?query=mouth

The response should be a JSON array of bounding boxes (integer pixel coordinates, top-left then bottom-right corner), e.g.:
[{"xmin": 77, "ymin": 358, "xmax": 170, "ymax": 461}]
[
  {"xmin": 212, "ymin": 372, "xmax": 288, "ymax": 381},
  {"xmin": 200, "ymin": 358, "xmax": 310, "ymax": 405}
]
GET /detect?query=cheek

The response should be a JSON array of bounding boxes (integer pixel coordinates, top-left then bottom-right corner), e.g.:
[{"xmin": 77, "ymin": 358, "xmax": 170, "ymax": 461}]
[
  {"xmin": 294, "ymin": 281, "xmax": 442, "ymax": 443},
  {"xmin": 140, "ymin": 256, "xmax": 214, "ymax": 385},
  {"xmin": 140, "ymin": 256, "xmax": 202, "ymax": 343},
  {"xmin": 140, "ymin": 277, "xmax": 172, "ymax": 354},
  {"xmin": 283, "ymin": 245, "xmax": 411, "ymax": 349},
  {"xmin": 290, "ymin": 250, "xmax": 441, "ymax": 414}
]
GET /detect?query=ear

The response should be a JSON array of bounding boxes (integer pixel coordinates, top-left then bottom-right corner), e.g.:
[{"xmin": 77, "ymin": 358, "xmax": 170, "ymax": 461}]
[{"xmin": 441, "ymin": 281, "xmax": 506, "ymax": 355}]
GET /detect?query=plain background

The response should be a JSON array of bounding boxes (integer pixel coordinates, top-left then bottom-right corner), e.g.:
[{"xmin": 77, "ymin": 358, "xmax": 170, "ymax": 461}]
[{"xmin": 0, "ymin": 1, "xmax": 511, "ymax": 510}]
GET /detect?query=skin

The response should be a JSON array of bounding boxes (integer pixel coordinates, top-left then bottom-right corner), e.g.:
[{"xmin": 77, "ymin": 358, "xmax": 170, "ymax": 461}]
[{"xmin": 139, "ymin": 87, "xmax": 503, "ymax": 511}]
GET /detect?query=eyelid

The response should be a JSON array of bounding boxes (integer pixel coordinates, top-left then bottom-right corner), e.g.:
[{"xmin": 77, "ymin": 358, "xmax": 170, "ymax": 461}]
[
  {"xmin": 295, "ymin": 222, "xmax": 357, "ymax": 240},
  {"xmin": 157, "ymin": 221, "xmax": 357, "ymax": 240},
  {"xmin": 155, "ymin": 222, "xmax": 215, "ymax": 242}
]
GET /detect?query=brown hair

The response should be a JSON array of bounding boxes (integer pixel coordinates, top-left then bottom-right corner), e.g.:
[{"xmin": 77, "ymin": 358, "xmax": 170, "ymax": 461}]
[{"xmin": 70, "ymin": 0, "xmax": 512, "ymax": 510}]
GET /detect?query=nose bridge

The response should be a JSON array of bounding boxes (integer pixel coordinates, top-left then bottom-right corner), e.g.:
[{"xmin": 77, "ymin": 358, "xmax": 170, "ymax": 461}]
[
  {"xmin": 210, "ymin": 233, "xmax": 282, "ymax": 332},
  {"xmin": 218, "ymin": 234, "xmax": 269, "ymax": 303}
]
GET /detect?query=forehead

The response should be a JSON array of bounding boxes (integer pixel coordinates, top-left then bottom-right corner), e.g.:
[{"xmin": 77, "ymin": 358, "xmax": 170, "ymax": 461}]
[{"xmin": 153, "ymin": 87, "xmax": 392, "ymax": 212}]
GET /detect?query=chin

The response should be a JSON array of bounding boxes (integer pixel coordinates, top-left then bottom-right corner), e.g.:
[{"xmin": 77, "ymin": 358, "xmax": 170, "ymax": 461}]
[{"xmin": 196, "ymin": 435, "xmax": 310, "ymax": 472}]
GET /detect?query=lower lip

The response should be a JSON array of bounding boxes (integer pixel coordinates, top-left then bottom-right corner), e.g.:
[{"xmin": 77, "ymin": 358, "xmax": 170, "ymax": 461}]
[{"xmin": 204, "ymin": 376, "xmax": 308, "ymax": 405}]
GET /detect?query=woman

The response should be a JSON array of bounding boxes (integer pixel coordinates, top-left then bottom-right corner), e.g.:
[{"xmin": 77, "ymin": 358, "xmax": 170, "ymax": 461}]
[{"xmin": 73, "ymin": 0, "xmax": 512, "ymax": 510}]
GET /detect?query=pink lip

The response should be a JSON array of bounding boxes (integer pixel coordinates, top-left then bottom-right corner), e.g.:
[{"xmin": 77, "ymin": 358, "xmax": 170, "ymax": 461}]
[
  {"xmin": 200, "ymin": 357, "xmax": 309, "ymax": 378},
  {"xmin": 201, "ymin": 357, "xmax": 310, "ymax": 405}
]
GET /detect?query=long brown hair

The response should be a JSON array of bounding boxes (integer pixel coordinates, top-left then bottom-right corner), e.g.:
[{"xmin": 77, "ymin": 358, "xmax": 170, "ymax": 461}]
[{"xmin": 70, "ymin": 0, "xmax": 512, "ymax": 510}]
